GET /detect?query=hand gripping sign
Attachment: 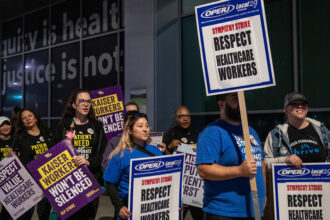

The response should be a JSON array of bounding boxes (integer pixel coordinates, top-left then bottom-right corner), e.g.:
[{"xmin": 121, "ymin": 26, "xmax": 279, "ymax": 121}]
[
  {"xmin": 27, "ymin": 139, "xmax": 104, "ymax": 219},
  {"xmin": 196, "ymin": 1, "xmax": 275, "ymax": 219},
  {"xmin": 273, "ymin": 163, "xmax": 330, "ymax": 220},
  {"xmin": 128, "ymin": 154, "xmax": 184, "ymax": 220}
]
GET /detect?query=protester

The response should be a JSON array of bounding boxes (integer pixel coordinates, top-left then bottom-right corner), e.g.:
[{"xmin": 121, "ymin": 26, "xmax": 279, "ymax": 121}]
[
  {"xmin": 12, "ymin": 108, "xmax": 53, "ymax": 220},
  {"xmin": 160, "ymin": 106, "xmax": 202, "ymax": 219},
  {"xmin": 103, "ymin": 112, "xmax": 163, "ymax": 220},
  {"xmin": 0, "ymin": 116, "xmax": 14, "ymax": 220},
  {"xmin": 53, "ymin": 88, "xmax": 107, "ymax": 220},
  {"xmin": 264, "ymin": 92, "xmax": 330, "ymax": 169},
  {"xmin": 0, "ymin": 116, "xmax": 14, "ymax": 159},
  {"xmin": 101, "ymin": 101, "xmax": 139, "ymax": 171},
  {"xmin": 162, "ymin": 106, "xmax": 199, "ymax": 153},
  {"xmin": 196, "ymin": 92, "xmax": 266, "ymax": 219}
]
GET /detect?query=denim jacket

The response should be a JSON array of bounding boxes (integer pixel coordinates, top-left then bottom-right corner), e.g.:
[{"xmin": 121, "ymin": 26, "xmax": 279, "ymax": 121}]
[{"xmin": 264, "ymin": 117, "xmax": 330, "ymax": 169}]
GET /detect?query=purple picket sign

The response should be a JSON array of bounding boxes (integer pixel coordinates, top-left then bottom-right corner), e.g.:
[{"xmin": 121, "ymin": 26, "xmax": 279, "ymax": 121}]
[
  {"xmin": 90, "ymin": 85, "xmax": 126, "ymax": 141},
  {"xmin": 26, "ymin": 139, "xmax": 104, "ymax": 220}
]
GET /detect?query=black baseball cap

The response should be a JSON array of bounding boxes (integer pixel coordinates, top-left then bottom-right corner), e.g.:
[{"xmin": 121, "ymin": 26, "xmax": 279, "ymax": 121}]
[{"xmin": 284, "ymin": 92, "xmax": 308, "ymax": 107}]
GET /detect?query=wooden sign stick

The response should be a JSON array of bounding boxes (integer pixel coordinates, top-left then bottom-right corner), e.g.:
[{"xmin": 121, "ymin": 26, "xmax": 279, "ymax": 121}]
[{"xmin": 238, "ymin": 91, "xmax": 261, "ymax": 220}]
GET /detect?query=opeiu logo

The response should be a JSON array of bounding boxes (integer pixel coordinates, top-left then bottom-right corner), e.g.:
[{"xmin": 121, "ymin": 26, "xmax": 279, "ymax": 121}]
[
  {"xmin": 277, "ymin": 168, "xmax": 310, "ymax": 177},
  {"xmin": 201, "ymin": 4, "xmax": 235, "ymax": 19},
  {"xmin": 135, "ymin": 160, "xmax": 165, "ymax": 171}
]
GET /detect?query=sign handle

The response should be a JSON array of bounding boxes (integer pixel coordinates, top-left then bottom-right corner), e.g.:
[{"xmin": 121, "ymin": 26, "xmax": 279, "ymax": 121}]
[{"xmin": 238, "ymin": 91, "xmax": 261, "ymax": 220}]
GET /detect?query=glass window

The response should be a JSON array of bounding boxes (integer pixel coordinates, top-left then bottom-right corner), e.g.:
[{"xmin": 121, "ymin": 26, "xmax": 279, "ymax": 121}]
[
  {"xmin": 1, "ymin": 56, "xmax": 23, "ymax": 116},
  {"xmin": 51, "ymin": 0, "xmax": 80, "ymax": 45},
  {"xmin": 299, "ymin": 1, "xmax": 330, "ymax": 108},
  {"xmin": 24, "ymin": 9, "xmax": 49, "ymax": 51},
  {"xmin": 182, "ymin": 16, "xmax": 217, "ymax": 113},
  {"xmin": 82, "ymin": 34, "xmax": 118, "ymax": 90},
  {"xmin": 83, "ymin": 0, "xmax": 120, "ymax": 37},
  {"xmin": 1, "ymin": 18, "xmax": 23, "ymax": 57},
  {"xmin": 51, "ymin": 43, "xmax": 80, "ymax": 117},
  {"xmin": 25, "ymin": 50, "xmax": 50, "ymax": 117},
  {"xmin": 181, "ymin": 0, "xmax": 215, "ymax": 15}
]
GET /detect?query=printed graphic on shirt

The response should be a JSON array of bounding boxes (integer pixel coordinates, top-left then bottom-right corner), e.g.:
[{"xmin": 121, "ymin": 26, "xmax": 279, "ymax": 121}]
[
  {"xmin": 31, "ymin": 142, "xmax": 48, "ymax": 158},
  {"xmin": 288, "ymin": 124, "xmax": 326, "ymax": 162},
  {"xmin": 290, "ymin": 139, "xmax": 319, "ymax": 155},
  {"xmin": 0, "ymin": 146, "xmax": 10, "ymax": 158},
  {"xmin": 233, "ymin": 134, "xmax": 263, "ymax": 167},
  {"xmin": 73, "ymin": 133, "xmax": 92, "ymax": 159}
]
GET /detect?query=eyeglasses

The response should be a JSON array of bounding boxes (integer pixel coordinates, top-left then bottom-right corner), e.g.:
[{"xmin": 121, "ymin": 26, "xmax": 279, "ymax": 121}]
[
  {"xmin": 176, "ymin": 114, "xmax": 190, "ymax": 119},
  {"xmin": 76, "ymin": 99, "xmax": 92, "ymax": 106}
]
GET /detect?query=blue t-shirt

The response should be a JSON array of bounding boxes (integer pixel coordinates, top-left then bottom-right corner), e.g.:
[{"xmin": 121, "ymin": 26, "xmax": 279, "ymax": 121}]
[
  {"xmin": 196, "ymin": 119, "xmax": 266, "ymax": 218},
  {"xmin": 103, "ymin": 144, "xmax": 162, "ymax": 205}
]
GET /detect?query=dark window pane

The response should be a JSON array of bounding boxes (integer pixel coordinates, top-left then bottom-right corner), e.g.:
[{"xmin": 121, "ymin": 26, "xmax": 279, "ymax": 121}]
[
  {"xmin": 51, "ymin": 43, "xmax": 80, "ymax": 117},
  {"xmin": 181, "ymin": 0, "xmax": 215, "ymax": 15},
  {"xmin": 51, "ymin": 119, "xmax": 61, "ymax": 132},
  {"xmin": 299, "ymin": 1, "xmax": 330, "ymax": 108},
  {"xmin": 51, "ymin": 0, "xmax": 80, "ymax": 45},
  {"xmin": 1, "ymin": 56, "xmax": 23, "ymax": 116},
  {"xmin": 82, "ymin": 34, "xmax": 118, "ymax": 90},
  {"xmin": 1, "ymin": 18, "xmax": 23, "ymax": 57},
  {"xmin": 83, "ymin": 0, "xmax": 119, "ymax": 37},
  {"xmin": 25, "ymin": 50, "xmax": 50, "ymax": 117},
  {"xmin": 182, "ymin": 16, "xmax": 216, "ymax": 113},
  {"xmin": 24, "ymin": 9, "xmax": 49, "ymax": 51}
]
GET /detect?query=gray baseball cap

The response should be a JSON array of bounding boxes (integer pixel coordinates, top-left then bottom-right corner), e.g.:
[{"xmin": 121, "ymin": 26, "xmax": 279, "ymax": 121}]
[{"xmin": 284, "ymin": 92, "xmax": 308, "ymax": 107}]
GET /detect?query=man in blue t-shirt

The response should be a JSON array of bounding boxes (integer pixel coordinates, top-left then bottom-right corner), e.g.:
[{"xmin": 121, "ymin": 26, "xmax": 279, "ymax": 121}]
[{"xmin": 196, "ymin": 92, "xmax": 266, "ymax": 219}]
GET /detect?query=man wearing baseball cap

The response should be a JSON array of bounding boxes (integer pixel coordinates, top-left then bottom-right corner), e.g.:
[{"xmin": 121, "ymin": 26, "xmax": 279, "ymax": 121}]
[{"xmin": 264, "ymin": 92, "xmax": 330, "ymax": 169}]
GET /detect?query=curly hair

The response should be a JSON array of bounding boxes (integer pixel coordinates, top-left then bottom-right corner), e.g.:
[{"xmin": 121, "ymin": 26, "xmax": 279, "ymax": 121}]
[
  {"xmin": 15, "ymin": 108, "xmax": 49, "ymax": 136},
  {"xmin": 61, "ymin": 88, "xmax": 95, "ymax": 121}
]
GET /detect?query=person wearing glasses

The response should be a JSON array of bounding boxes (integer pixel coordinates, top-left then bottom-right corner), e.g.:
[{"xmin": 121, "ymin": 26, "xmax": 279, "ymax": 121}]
[
  {"xmin": 12, "ymin": 108, "xmax": 53, "ymax": 220},
  {"xmin": 103, "ymin": 112, "xmax": 163, "ymax": 220},
  {"xmin": 160, "ymin": 106, "xmax": 202, "ymax": 219},
  {"xmin": 54, "ymin": 88, "xmax": 107, "ymax": 220},
  {"xmin": 161, "ymin": 106, "xmax": 199, "ymax": 154},
  {"xmin": 264, "ymin": 92, "xmax": 330, "ymax": 169}
]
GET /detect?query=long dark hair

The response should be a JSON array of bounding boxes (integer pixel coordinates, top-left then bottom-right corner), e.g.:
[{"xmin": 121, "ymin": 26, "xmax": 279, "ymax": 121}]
[
  {"xmin": 15, "ymin": 108, "xmax": 49, "ymax": 136},
  {"xmin": 62, "ymin": 88, "xmax": 95, "ymax": 121}
]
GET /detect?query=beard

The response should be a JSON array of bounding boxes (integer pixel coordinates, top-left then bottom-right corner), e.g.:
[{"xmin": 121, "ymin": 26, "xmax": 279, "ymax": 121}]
[{"xmin": 225, "ymin": 102, "xmax": 241, "ymax": 122}]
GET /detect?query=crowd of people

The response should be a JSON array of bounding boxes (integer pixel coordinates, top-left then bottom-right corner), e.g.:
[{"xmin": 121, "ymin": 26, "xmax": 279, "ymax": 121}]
[{"xmin": 1, "ymin": 90, "xmax": 329, "ymax": 220}]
